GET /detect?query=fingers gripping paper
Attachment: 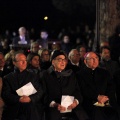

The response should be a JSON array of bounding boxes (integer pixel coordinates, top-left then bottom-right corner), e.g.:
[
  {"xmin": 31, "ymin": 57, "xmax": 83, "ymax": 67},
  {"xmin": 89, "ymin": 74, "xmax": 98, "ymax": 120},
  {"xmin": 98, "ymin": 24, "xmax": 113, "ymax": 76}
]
[{"xmin": 16, "ymin": 82, "xmax": 37, "ymax": 96}]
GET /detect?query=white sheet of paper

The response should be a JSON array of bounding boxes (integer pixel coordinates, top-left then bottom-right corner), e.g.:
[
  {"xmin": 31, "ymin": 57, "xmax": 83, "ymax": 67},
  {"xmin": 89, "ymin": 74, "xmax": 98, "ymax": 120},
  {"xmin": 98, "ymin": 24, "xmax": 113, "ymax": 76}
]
[
  {"xmin": 61, "ymin": 95, "xmax": 74, "ymax": 113},
  {"xmin": 16, "ymin": 82, "xmax": 37, "ymax": 96}
]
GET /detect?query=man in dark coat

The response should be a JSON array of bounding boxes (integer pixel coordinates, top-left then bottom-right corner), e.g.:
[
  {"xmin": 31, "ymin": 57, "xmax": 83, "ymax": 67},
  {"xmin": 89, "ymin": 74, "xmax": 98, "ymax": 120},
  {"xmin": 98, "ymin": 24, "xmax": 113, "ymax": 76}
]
[
  {"xmin": 113, "ymin": 68, "xmax": 120, "ymax": 120},
  {"xmin": 41, "ymin": 50, "xmax": 88, "ymax": 120},
  {"xmin": 76, "ymin": 52, "xmax": 118, "ymax": 120},
  {"xmin": 67, "ymin": 49, "xmax": 82, "ymax": 73},
  {"xmin": 99, "ymin": 46, "xmax": 119, "ymax": 79},
  {"xmin": 1, "ymin": 52, "xmax": 43, "ymax": 120}
]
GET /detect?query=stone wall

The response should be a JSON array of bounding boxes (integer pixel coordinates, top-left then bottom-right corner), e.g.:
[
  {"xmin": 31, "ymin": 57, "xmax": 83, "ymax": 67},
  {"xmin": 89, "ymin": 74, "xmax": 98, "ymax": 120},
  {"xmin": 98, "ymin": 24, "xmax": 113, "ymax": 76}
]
[{"xmin": 99, "ymin": 0, "xmax": 120, "ymax": 41}]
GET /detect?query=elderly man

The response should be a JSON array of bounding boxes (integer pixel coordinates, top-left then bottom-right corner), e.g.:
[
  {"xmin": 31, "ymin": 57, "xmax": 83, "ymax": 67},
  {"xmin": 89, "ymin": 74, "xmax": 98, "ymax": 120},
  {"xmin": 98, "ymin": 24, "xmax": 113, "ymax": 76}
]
[
  {"xmin": 67, "ymin": 49, "xmax": 81, "ymax": 73},
  {"xmin": 1, "ymin": 52, "xmax": 43, "ymax": 120},
  {"xmin": 41, "ymin": 50, "xmax": 88, "ymax": 120},
  {"xmin": 76, "ymin": 52, "xmax": 118, "ymax": 120},
  {"xmin": 12, "ymin": 27, "xmax": 30, "ymax": 46}
]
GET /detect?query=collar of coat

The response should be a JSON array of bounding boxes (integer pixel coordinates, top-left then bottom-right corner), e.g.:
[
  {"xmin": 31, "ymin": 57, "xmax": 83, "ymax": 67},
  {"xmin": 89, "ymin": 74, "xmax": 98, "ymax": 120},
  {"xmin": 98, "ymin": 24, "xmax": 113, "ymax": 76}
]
[{"xmin": 48, "ymin": 65, "xmax": 73, "ymax": 77}]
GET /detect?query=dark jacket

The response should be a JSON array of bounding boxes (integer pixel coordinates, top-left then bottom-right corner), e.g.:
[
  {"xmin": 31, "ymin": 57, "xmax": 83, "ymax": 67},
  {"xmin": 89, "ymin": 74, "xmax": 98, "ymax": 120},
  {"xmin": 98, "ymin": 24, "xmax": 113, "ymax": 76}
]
[
  {"xmin": 99, "ymin": 59, "xmax": 119, "ymax": 79},
  {"xmin": 12, "ymin": 36, "xmax": 30, "ymax": 46},
  {"xmin": 41, "ymin": 66, "xmax": 88, "ymax": 120},
  {"xmin": 1, "ymin": 69, "xmax": 43, "ymax": 120},
  {"xmin": 76, "ymin": 66, "xmax": 118, "ymax": 120}
]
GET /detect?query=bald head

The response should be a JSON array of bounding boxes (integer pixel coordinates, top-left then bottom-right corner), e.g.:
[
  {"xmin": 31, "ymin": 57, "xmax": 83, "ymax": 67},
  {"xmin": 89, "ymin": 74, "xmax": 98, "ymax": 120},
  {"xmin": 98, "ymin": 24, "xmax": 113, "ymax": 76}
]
[{"xmin": 84, "ymin": 52, "xmax": 99, "ymax": 69}]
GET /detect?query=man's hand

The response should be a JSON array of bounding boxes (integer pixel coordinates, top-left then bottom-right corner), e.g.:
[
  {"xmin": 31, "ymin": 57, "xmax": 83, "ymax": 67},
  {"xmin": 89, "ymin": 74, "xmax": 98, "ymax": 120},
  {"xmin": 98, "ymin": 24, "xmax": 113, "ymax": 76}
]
[
  {"xmin": 67, "ymin": 100, "xmax": 78, "ymax": 110},
  {"xmin": 58, "ymin": 104, "xmax": 66, "ymax": 112},
  {"xmin": 97, "ymin": 95, "xmax": 109, "ymax": 104},
  {"xmin": 19, "ymin": 95, "xmax": 31, "ymax": 103}
]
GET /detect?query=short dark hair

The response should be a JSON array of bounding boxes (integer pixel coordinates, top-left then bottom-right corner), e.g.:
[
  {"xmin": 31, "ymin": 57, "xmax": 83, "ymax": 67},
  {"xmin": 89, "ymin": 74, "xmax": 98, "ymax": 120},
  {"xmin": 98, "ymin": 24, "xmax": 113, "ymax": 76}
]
[
  {"xmin": 50, "ymin": 50, "xmax": 67, "ymax": 61},
  {"xmin": 76, "ymin": 45, "xmax": 87, "ymax": 52},
  {"xmin": 27, "ymin": 53, "xmax": 40, "ymax": 63},
  {"xmin": 41, "ymin": 49, "xmax": 50, "ymax": 56},
  {"xmin": 100, "ymin": 46, "xmax": 111, "ymax": 53}
]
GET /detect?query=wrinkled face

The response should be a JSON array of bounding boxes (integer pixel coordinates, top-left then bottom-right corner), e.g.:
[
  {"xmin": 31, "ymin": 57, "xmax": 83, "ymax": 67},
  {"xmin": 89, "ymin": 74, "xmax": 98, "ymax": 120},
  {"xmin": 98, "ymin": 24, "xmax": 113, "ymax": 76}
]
[
  {"xmin": 42, "ymin": 51, "xmax": 50, "ymax": 62},
  {"xmin": 70, "ymin": 50, "xmax": 80, "ymax": 64},
  {"xmin": 13, "ymin": 53, "xmax": 27, "ymax": 72},
  {"xmin": 0, "ymin": 54, "xmax": 5, "ymax": 68},
  {"xmin": 84, "ymin": 52, "xmax": 99, "ymax": 69},
  {"xmin": 40, "ymin": 32, "xmax": 48, "ymax": 39},
  {"xmin": 63, "ymin": 36, "xmax": 69, "ymax": 43},
  {"xmin": 52, "ymin": 55, "xmax": 67, "ymax": 71},
  {"xmin": 101, "ymin": 49, "xmax": 110, "ymax": 61},
  {"xmin": 31, "ymin": 56, "xmax": 40, "ymax": 68},
  {"xmin": 79, "ymin": 47, "xmax": 86, "ymax": 58}
]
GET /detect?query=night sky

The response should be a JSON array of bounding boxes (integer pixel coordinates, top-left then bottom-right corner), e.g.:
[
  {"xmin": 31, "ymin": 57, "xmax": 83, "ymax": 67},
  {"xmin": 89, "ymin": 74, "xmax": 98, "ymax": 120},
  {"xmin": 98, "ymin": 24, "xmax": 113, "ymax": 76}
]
[{"xmin": 0, "ymin": 0, "xmax": 96, "ymax": 32}]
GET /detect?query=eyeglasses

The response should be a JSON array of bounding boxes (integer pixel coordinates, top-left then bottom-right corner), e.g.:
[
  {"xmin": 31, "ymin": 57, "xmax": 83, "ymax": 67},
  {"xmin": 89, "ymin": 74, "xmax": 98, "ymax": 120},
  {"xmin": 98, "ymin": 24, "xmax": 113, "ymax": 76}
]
[
  {"xmin": 55, "ymin": 58, "xmax": 67, "ymax": 62},
  {"xmin": 15, "ymin": 60, "xmax": 27, "ymax": 63},
  {"xmin": 86, "ymin": 57, "xmax": 99, "ymax": 61}
]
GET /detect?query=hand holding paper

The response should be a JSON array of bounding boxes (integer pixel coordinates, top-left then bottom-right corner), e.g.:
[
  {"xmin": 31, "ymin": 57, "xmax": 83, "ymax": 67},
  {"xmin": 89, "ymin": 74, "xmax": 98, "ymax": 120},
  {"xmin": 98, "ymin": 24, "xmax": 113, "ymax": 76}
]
[
  {"xmin": 67, "ymin": 99, "xmax": 78, "ymax": 110},
  {"xmin": 19, "ymin": 95, "xmax": 31, "ymax": 103},
  {"xmin": 61, "ymin": 95, "xmax": 74, "ymax": 113},
  {"xmin": 16, "ymin": 82, "xmax": 37, "ymax": 96}
]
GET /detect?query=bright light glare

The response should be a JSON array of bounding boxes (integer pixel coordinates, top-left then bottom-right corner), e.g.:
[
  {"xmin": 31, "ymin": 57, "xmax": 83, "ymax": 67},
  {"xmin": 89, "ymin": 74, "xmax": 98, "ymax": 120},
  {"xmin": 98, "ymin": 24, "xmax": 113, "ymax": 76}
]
[{"xmin": 44, "ymin": 16, "xmax": 48, "ymax": 20}]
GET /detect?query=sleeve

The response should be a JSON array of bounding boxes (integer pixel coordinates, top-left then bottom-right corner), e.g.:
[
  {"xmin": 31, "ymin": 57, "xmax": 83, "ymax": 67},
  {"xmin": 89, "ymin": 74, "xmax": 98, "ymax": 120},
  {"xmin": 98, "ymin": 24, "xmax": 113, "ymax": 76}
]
[
  {"xmin": 40, "ymin": 71, "xmax": 50, "ymax": 106},
  {"xmin": 72, "ymin": 73, "xmax": 83, "ymax": 104},
  {"xmin": 29, "ymin": 74, "xmax": 43, "ymax": 103},
  {"xmin": 1, "ymin": 76, "xmax": 20, "ymax": 105}
]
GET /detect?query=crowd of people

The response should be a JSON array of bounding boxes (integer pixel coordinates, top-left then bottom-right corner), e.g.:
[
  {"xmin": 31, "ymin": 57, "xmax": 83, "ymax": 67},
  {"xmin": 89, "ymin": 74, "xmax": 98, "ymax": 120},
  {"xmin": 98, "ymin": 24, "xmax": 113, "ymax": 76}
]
[{"xmin": 0, "ymin": 25, "xmax": 120, "ymax": 120}]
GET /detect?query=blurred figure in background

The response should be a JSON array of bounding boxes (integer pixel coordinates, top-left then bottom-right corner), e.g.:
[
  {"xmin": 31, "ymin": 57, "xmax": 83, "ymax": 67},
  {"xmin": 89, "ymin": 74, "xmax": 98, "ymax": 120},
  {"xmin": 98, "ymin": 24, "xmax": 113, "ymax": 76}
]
[
  {"xmin": 27, "ymin": 53, "xmax": 41, "ymax": 75},
  {"xmin": 40, "ymin": 49, "xmax": 51, "ymax": 70},
  {"xmin": 76, "ymin": 45, "xmax": 87, "ymax": 68},
  {"xmin": 37, "ymin": 30, "xmax": 49, "ymax": 49},
  {"xmin": 61, "ymin": 34, "xmax": 73, "ymax": 55},
  {"xmin": 12, "ymin": 27, "xmax": 30, "ymax": 46},
  {"xmin": 30, "ymin": 42, "xmax": 40, "ymax": 54},
  {"xmin": 99, "ymin": 46, "xmax": 119, "ymax": 79},
  {"xmin": 67, "ymin": 49, "xmax": 81, "ymax": 73}
]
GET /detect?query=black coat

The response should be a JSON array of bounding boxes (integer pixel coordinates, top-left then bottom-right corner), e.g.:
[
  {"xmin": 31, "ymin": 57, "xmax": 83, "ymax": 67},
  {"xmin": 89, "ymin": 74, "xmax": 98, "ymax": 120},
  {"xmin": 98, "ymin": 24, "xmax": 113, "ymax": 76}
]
[
  {"xmin": 76, "ymin": 66, "xmax": 118, "ymax": 120},
  {"xmin": 99, "ymin": 59, "xmax": 119, "ymax": 79},
  {"xmin": 114, "ymin": 69, "xmax": 120, "ymax": 106},
  {"xmin": 114, "ymin": 69, "xmax": 120, "ymax": 120},
  {"xmin": 41, "ymin": 66, "xmax": 88, "ymax": 120},
  {"xmin": 12, "ymin": 36, "xmax": 30, "ymax": 45},
  {"xmin": 1, "ymin": 69, "xmax": 43, "ymax": 120}
]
